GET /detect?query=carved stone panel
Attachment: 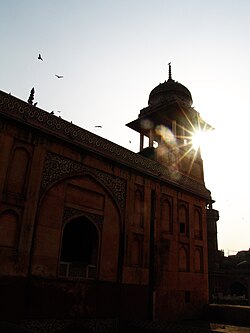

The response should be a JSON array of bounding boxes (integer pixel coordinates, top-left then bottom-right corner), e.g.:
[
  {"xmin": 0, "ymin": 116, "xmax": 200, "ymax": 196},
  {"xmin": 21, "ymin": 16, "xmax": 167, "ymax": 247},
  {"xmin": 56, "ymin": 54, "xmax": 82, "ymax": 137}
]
[
  {"xmin": 41, "ymin": 152, "xmax": 126, "ymax": 210},
  {"xmin": 63, "ymin": 206, "xmax": 103, "ymax": 231}
]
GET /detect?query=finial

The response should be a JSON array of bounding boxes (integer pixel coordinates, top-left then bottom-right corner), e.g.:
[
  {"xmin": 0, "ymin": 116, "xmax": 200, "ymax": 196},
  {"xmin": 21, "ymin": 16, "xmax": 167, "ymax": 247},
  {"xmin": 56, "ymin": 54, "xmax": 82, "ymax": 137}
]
[{"xmin": 168, "ymin": 62, "xmax": 172, "ymax": 81}]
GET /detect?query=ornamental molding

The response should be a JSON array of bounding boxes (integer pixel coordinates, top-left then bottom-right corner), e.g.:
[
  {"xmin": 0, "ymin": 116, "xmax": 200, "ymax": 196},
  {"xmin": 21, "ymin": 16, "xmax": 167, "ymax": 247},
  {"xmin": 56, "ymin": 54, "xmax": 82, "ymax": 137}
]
[
  {"xmin": 63, "ymin": 206, "xmax": 103, "ymax": 229},
  {"xmin": 0, "ymin": 90, "xmax": 211, "ymax": 200},
  {"xmin": 41, "ymin": 151, "xmax": 126, "ymax": 210}
]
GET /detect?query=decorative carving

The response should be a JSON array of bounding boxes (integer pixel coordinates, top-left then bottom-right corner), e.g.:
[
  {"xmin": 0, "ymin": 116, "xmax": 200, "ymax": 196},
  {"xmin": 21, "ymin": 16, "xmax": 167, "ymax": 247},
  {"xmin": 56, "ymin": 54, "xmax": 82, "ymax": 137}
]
[
  {"xmin": 0, "ymin": 90, "xmax": 211, "ymax": 199},
  {"xmin": 63, "ymin": 206, "xmax": 103, "ymax": 228},
  {"xmin": 42, "ymin": 152, "xmax": 85, "ymax": 188},
  {"xmin": 41, "ymin": 152, "xmax": 126, "ymax": 209}
]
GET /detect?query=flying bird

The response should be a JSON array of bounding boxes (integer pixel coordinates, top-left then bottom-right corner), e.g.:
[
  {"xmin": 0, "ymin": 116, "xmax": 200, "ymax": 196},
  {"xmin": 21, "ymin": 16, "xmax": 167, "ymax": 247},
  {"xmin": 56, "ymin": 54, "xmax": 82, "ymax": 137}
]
[
  {"xmin": 38, "ymin": 53, "xmax": 43, "ymax": 61},
  {"xmin": 95, "ymin": 125, "xmax": 102, "ymax": 128},
  {"xmin": 55, "ymin": 75, "xmax": 63, "ymax": 78}
]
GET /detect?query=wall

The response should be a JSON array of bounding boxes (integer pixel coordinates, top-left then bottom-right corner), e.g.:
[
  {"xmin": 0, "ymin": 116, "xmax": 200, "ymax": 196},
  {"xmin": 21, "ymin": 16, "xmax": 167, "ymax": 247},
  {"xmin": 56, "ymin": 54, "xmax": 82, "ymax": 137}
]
[{"xmin": 0, "ymin": 91, "xmax": 211, "ymax": 321}]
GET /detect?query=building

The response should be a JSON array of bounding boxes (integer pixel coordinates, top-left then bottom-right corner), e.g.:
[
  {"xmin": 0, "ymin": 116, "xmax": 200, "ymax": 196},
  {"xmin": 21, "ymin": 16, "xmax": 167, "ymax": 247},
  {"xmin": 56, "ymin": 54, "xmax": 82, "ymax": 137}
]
[
  {"xmin": 207, "ymin": 197, "xmax": 250, "ymax": 306},
  {"xmin": 0, "ymin": 66, "xmax": 218, "ymax": 328}
]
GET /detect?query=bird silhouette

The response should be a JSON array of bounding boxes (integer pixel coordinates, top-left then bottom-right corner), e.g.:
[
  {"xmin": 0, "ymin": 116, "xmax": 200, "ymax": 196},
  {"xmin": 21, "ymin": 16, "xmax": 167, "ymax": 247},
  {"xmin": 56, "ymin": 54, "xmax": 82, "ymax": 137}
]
[
  {"xmin": 38, "ymin": 53, "xmax": 43, "ymax": 61},
  {"xmin": 55, "ymin": 75, "xmax": 63, "ymax": 78},
  {"xmin": 95, "ymin": 125, "xmax": 102, "ymax": 128}
]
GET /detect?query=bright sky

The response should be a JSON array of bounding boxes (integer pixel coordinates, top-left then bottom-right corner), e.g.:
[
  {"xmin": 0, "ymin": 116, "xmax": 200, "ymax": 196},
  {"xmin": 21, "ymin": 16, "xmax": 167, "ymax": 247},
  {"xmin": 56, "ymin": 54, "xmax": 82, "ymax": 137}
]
[{"xmin": 1, "ymin": 0, "xmax": 250, "ymax": 255}]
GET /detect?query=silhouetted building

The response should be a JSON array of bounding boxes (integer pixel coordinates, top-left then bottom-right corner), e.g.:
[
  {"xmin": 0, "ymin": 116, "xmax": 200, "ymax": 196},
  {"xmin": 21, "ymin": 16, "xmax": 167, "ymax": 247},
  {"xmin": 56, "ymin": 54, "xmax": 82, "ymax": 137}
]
[
  {"xmin": 207, "ymin": 197, "xmax": 250, "ymax": 306},
  {"xmin": 0, "ymin": 66, "xmax": 218, "ymax": 329}
]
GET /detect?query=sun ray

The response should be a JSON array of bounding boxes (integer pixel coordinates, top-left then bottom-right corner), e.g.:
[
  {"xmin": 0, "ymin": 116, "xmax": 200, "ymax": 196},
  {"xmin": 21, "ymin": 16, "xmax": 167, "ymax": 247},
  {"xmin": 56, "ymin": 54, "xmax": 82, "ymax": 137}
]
[{"xmin": 154, "ymin": 110, "xmax": 213, "ymax": 178}]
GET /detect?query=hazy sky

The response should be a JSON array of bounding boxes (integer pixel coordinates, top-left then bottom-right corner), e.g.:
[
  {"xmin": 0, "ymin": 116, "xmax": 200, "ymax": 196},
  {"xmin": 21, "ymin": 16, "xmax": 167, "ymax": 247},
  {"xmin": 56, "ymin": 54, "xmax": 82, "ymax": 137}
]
[{"xmin": 1, "ymin": 0, "xmax": 250, "ymax": 254}]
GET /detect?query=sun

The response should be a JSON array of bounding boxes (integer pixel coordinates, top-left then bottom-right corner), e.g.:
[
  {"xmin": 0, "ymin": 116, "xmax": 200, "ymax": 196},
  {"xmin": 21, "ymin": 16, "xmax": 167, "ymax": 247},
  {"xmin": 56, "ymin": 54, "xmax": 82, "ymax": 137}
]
[{"xmin": 191, "ymin": 129, "xmax": 205, "ymax": 151}]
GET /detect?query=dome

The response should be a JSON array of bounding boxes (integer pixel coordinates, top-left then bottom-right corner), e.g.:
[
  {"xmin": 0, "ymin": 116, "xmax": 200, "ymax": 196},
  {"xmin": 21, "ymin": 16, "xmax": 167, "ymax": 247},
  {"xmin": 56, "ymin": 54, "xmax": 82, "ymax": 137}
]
[
  {"xmin": 148, "ymin": 63, "xmax": 193, "ymax": 106},
  {"xmin": 148, "ymin": 78, "xmax": 193, "ymax": 106}
]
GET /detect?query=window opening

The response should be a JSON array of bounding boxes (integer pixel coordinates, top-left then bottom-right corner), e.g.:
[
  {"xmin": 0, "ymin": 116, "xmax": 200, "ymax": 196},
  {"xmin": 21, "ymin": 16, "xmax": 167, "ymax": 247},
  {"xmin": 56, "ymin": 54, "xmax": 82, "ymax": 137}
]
[
  {"xmin": 59, "ymin": 216, "xmax": 98, "ymax": 279},
  {"xmin": 180, "ymin": 223, "xmax": 185, "ymax": 234},
  {"xmin": 185, "ymin": 291, "xmax": 191, "ymax": 303}
]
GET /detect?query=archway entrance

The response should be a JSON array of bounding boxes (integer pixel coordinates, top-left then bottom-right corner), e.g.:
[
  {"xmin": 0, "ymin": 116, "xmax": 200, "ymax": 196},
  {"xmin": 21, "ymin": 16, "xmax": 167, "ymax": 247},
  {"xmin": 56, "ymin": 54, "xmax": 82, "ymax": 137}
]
[
  {"xmin": 229, "ymin": 282, "xmax": 248, "ymax": 305},
  {"xmin": 230, "ymin": 282, "xmax": 247, "ymax": 297},
  {"xmin": 59, "ymin": 216, "xmax": 99, "ymax": 279}
]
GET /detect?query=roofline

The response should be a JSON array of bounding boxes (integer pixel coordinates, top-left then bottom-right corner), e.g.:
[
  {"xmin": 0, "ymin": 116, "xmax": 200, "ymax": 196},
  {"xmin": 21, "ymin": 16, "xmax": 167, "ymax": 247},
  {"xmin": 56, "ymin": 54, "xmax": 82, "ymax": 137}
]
[{"xmin": 0, "ymin": 90, "xmax": 212, "ymax": 201}]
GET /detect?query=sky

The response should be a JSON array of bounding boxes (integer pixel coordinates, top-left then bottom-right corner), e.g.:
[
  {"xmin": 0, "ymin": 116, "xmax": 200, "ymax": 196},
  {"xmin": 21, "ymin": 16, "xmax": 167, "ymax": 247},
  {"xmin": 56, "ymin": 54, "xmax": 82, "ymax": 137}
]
[{"xmin": 1, "ymin": 0, "xmax": 250, "ymax": 255}]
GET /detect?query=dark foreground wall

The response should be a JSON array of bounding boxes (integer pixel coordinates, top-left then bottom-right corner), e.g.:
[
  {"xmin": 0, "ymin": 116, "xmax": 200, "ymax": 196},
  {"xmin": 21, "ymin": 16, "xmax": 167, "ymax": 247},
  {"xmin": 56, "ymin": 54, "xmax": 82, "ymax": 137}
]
[
  {"xmin": 0, "ymin": 276, "xmax": 149, "ymax": 321},
  {"xmin": 209, "ymin": 304, "xmax": 250, "ymax": 326}
]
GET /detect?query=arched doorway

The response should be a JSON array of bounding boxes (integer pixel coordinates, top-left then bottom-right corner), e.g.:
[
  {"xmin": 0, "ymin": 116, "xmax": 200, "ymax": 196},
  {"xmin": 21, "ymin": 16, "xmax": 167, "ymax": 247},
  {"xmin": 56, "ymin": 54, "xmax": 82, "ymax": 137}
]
[
  {"xmin": 59, "ymin": 216, "xmax": 99, "ymax": 279},
  {"xmin": 230, "ymin": 282, "xmax": 247, "ymax": 297},
  {"xmin": 229, "ymin": 282, "xmax": 248, "ymax": 305}
]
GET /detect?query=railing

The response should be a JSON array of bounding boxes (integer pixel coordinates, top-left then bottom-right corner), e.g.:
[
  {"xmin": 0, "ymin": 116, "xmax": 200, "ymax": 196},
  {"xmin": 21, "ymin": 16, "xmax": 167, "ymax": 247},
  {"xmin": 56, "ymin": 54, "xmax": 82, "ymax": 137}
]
[
  {"xmin": 59, "ymin": 262, "xmax": 97, "ymax": 279},
  {"xmin": 211, "ymin": 293, "xmax": 248, "ymax": 305}
]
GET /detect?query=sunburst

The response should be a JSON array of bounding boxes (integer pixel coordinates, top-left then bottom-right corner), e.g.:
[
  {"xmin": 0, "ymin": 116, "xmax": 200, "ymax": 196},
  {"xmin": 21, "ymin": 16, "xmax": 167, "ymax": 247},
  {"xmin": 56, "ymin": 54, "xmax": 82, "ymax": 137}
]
[
  {"xmin": 156, "ymin": 110, "xmax": 213, "ymax": 177},
  {"xmin": 176, "ymin": 114, "xmax": 213, "ymax": 176}
]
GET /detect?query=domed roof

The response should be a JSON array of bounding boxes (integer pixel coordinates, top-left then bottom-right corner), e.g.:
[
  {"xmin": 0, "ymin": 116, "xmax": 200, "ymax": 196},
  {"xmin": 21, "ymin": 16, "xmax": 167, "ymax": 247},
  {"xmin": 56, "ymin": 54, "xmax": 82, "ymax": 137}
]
[{"xmin": 148, "ymin": 64, "xmax": 193, "ymax": 106}]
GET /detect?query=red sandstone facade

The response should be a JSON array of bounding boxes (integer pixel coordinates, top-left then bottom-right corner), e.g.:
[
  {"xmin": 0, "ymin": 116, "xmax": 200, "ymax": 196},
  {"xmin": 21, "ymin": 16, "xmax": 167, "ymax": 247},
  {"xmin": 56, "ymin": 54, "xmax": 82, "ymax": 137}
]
[{"xmin": 0, "ymin": 72, "xmax": 217, "ymax": 323}]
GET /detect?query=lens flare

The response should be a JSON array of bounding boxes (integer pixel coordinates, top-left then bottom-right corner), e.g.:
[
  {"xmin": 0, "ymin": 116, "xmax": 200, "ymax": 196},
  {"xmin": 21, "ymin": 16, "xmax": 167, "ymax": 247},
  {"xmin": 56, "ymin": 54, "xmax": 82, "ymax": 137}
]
[
  {"xmin": 192, "ymin": 129, "xmax": 204, "ymax": 151},
  {"xmin": 155, "ymin": 125, "xmax": 176, "ymax": 146},
  {"xmin": 140, "ymin": 119, "xmax": 153, "ymax": 130}
]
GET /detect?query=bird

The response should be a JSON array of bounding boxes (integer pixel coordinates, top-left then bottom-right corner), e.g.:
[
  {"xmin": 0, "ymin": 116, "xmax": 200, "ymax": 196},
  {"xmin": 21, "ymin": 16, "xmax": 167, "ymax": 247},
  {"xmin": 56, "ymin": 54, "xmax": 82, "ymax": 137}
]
[
  {"xmin": 38, "ymin": 53, "xmax": 43, "ymax": 61},
  {"xmin": 50, "ymin": 111, "xmax": 54, "ymax": 115},
  {"xmin": 95, "ymin": 125, "xmax": 102, "ymax": 128},
  {"xmin": 55, "ymin": 75, "xmax": 63, "ymax": 78}
]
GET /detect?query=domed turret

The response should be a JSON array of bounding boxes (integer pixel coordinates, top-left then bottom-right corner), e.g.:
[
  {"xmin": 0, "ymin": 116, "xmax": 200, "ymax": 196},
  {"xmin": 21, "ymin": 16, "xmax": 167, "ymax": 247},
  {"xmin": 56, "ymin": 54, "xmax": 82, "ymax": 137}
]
[{"xmin": 148, "ymin": 63, "xmax": 193, "ymax": 106}]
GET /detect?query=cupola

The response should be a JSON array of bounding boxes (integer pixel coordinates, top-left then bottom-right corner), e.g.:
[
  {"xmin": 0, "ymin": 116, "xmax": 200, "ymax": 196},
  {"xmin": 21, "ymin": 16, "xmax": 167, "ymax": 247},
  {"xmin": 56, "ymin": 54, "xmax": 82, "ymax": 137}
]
[{"xmin": 148, "ymin": 63, "xmax": 193, "ymax": 106}]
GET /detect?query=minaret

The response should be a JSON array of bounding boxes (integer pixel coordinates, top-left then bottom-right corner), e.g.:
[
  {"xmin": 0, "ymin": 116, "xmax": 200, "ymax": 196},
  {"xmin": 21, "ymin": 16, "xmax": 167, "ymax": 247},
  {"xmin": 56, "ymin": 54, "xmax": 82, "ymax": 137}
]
[{"xmin": 126, "ymin": 64, "xmax": 213, "ymax": 183}]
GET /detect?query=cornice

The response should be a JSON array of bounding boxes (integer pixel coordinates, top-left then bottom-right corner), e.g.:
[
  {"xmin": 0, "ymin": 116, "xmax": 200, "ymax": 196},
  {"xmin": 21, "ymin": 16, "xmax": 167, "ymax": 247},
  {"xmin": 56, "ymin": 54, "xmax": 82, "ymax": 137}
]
[{"xmin": 0, "ymin": 90, "xmax": 211, "ymax": 200}]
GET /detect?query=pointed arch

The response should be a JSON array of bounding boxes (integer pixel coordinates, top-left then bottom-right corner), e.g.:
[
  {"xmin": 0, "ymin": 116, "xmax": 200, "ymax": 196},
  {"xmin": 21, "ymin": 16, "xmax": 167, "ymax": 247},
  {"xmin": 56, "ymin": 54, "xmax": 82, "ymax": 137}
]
[
  {"xmin": 161, "ymin": 197, "xmax": 173, "ymax": 233},
  {"xmin": 179, "ymin": 203, "xmax": 188, "ymax": 236},
  {"xmin": 34, "ymin": 172, "xmax": 122, "ymax": 280},
  {"xmin": 179, "ymin": 246, "xmax": 188, "ymax": 271},
  {"xmin": 194, "ymin": 208, "xmax": 202, "ymax": 239},
  {"xmin": 59, "ymin": 216, "xmax": 99, "ymax": 279},
  {"xmin": 6, "ymin": 147, "xmax": 30, "ymax": 195},
  {"xmin": 194, "ymin": 247, "xmax": 203, "ymax": 272},
  {"xmin": 130, "ymin": 234, "xmax": 142, "ymax": 266},
  {"xmin": 230, "ymin": 282, "xmax": 247, "ymax": 297},
  {"xmin": 134, "ymin": 188, "xmax": 144, "ymax": 227},
  {"xmin": 40, "ymin": 152, "xmax": 126, "ymax": 215}
]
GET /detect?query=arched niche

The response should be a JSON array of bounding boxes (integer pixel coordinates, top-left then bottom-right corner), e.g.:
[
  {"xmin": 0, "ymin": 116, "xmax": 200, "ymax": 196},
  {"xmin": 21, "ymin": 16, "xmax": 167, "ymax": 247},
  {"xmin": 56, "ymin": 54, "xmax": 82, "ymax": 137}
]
[
  {"xmin": 130, "ymin": 234, "xmax": 142, "ymax": 266},
  {"xmin": 179, "ymin": 204, "xmax": 188, "ymax": 236},
  {"xmin": 179, "ymin": 246, "xmax": 188, "ymax": 272},
  {"xmin": 134, "ymin": 188, "xmax": 144, "ymax": 227},
  {"xmin": 194, "ymin": 208, "xmax": 202, "ymax": 239},
  {"xmin": 161, "ymin": 198, "xmax": 172, "ymax": 233},
  {"xmin": 194, "ymin": 247, "xmax": 203, "ymax": 272},
  {"xmin": 34, "ymin": 173, "xmax": 121, "ymax": 281},
  {"xmin": 230, "ymin": 282, "xmax": 247, "ymax": 297},
  {"xmin": 6, "ymin": 147, "xmax": 30, "ymax": 195}
]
